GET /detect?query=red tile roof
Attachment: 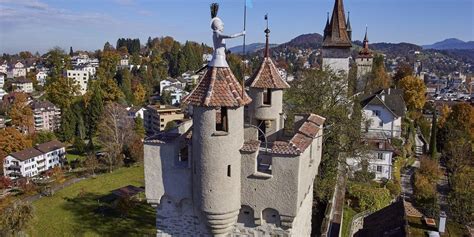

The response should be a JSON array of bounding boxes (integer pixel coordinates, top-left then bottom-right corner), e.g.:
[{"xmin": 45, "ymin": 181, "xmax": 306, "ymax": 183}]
[
  {"xmin": 271, "ymin": 114, "xmax": 326, "ymax": 156},
  {"xmin": 183, "ymin": 67, "xmax": 252, "ymax": 107},
  {"xmin": 240, "ymin": 140, "xmax": 261, "ymax": 153},
  {"xmin": 247, "ymin": 58, "xmax": 290, "ymax": 89}
]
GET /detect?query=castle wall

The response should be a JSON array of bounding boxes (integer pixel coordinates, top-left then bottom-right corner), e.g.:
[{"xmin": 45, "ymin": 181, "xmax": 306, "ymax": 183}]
[
  {"xmin": 356, "ymin": 57, "xmax": 373, "ymax": 92},
  {"xmin": 144, "ymin": 142, "xmax": 192, "ymax": 204}
]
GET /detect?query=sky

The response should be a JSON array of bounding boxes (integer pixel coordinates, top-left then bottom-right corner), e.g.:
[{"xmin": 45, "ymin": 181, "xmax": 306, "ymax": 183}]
[{"xmin": 0, "ymin": 0, "xmax": 473, "ymax": 54}]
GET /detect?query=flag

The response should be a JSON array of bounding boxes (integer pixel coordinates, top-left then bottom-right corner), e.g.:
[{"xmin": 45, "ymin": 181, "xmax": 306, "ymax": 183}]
[
  {"xmin": 264, "ymin": 14, "xmax": 268, "ymax": 20},
  {"xmin": 246, "ymin": 0, "xmax": 253, "ymax": 8}
]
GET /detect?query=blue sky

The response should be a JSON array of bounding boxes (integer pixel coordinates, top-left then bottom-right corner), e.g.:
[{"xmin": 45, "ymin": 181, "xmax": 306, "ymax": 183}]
[{"xmin": 0, "ymin": 0, "xmax": 473, "ymax": 54}]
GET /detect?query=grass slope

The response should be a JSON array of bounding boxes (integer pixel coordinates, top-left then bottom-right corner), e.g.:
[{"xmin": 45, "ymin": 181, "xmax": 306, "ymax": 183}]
[{"xmin": 30, "ymin": 165, "xmax": 155, "ymax": 237}]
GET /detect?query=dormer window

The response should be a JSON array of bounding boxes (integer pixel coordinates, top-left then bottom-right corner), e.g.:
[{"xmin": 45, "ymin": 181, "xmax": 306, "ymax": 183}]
[
  {"xmin": 216, "ymin": 107, "xmax": 228, "ymax": 132},
  {"xmin": 263, "ymin": 89, "xmax": 272, "ymax": 105}
]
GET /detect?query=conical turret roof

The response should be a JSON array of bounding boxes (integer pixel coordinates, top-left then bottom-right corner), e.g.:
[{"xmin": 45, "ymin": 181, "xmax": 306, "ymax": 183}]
[
  {"xmin": 246, "ymin": 27, "xmax": 290, "ymax": 90},
  {"xmin": 183, "ymin": 67, "xmax": 252, "ymax": 107}
]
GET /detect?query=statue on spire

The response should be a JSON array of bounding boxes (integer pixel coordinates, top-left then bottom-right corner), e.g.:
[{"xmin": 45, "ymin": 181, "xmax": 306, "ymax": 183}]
[{"xmin": 208, "ymin": 3, "xmax": 246, "ymax": 68}]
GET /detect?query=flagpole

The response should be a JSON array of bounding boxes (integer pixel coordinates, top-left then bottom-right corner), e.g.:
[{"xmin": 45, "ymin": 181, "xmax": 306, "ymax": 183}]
[{"xmin": 242, "ymin": 0, "xmax": 247, "ymax": 97}]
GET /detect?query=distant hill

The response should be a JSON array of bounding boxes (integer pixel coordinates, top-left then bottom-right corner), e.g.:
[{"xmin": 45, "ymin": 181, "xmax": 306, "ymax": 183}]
[
  {"xmin": 228, "ymin": 43, "xmax": 277, "ymax": 54},
  {"xmin": 423, "ymin": 38, "xmax": 474, "ymax": 50},
  {"xmin": 273, "ymin": 33, "xmax": 323, "ymax": 50},
  {"xmin": 353, "ymin": 41, "xmax": 422, "ymax": 58}
]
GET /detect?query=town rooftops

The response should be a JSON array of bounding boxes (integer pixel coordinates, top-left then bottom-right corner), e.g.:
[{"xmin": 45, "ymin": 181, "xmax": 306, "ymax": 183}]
[
  {"xmin": 31, "ymin": 100, "xmax": 57, "ymax": 110},
  {"xmin": 146, "ymin": 104, "xmax": 181, "ymax": 112},
  {"xmin": 322, "ymin": 0, "xmax": 352, "ymax": 48},
  {"xmin": 183, "ymin": 66, "xmax": 252, "ymax": 107},
  {"xmin": 361, "ymin": 88, "xmax": 406, "ymax": 117},
  {"xmin": 13, "ymin": 77, "xmax": 32, "ymax": 84},
  {"xmin": 246, "ymin": 57, "xmax": 290, "ymax": 89},
  {"xmin": 8, "ymin": 140, "xmax": 65, "ymax": 161},
  {"xmin": 35, "ymin": 140, "xmax": 65, "ymax": 153},
  {"xmin": 10, "ymin": 148, "xmax": 43, "ymax": 161}
]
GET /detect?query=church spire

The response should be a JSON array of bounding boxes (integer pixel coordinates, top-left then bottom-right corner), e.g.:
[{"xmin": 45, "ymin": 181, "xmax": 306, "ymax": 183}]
[
  {"xmin": 346, "ymin": 11, "xmax": 352, "ymax": 41},
  {"xmin": 358, "ymin": 26, "xmax": 372, "ymax": 58},
  {"xmin": 322, "ymin": 0, "xmax": 352, "ymax": 48},
  {"xmin": 324, "ymin": 12, "xmax": 330, "ymax": 39}
]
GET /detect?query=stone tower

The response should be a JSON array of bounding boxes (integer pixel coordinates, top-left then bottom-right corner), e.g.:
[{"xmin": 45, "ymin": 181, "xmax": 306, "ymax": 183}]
[
  {"xmin": 355, "ymin": 27, "xmax": 374, "ymax": 92},
  {"xmin": 322, "ymin": 0, "xmax": 352, "ymax": 76},
  {"xmin": 182, "ymin": 4, "xmax": 250, "ymax": 235},
  {"xmin": 246, "ymin": 23, "xmax": 290, "ymax": 142}
]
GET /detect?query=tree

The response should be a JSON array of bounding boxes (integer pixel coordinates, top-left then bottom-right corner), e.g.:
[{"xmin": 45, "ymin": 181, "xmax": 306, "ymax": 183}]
[
  {"xmin": 365, "ymin": 55, "xmax": 391, "ymax": 93},
  {"xmin": 393, "ymin": 62, "xmax": 413, "ymax": 84},
  {"xmin": 119, "ymin": 69, "xmax": 133, "ymax": 105},
  {"xmin": 9, "ymin": 93, "xmax": 33, "ymax": 133},
  {"xmin": 97, "ymin": 103, "xmax": 133, "ymax": 172},
  {"xmin": 134, "ymin": 117, "xmax": 145, "ymax": 139},
  {"xmin": 429, "ymin": 110, "xmax": 437, "ymax": 158},
  {"xmin": 133, "ymin": 82, "xmax": 146, "ymax": 106},
  {"xmin": 398, "ymin": 76, "xmax": 426, "ymax": 113},
  {"xmin": 84, "ymin": 82, "xmax": 104, "ymax": 149},
  {"xmin": 84, "ymin": 154, "xmax": 100, "ymax": 176},
  {"xmin": 448, "ymin": 166, "xmax": 474, "ymax": 224},
  {"xmin": 69, "ymin": 47, "xmax": 74, "ymax": 57},
  {"xmin": 33, "ymin": 131, "xmax": 57, "ymax": 144},
  {"xmin": 347, "ymin": 182, "xmax": 392, "ymax": 212},
  {"xmin": 0, "ymin": 201, "xmax": 35, "ymax": 235},
  {"xmin": 124, "ymin": 136, "xmax": 144, "ymax": 163},
  {"xmin": 437, "ymin": 104, "xmax": 451, "ymax": 128},
  {"xmin": 284, "ymin": 69, "xmax": 367, "ymax": 204},
  {"xmin": 164, "ymin": 121, "xmax": 177, "ymax": 131},
  {"xmin": 0, "ymin": 177, "xmax": 12, "ymax": 190},
  {"xmin": 0, "ymin": 128, "xmax": 32, "ymax": 171},
  {"xmin": 160, "ymin": 90, "xmax": 172, "ymax": 105}
]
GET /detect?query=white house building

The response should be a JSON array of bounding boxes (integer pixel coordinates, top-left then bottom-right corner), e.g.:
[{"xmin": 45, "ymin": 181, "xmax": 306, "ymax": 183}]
[
  {"xmin": 67, "ymin": 70, "xmax": 90, "ymax": 95},
  {"xmin": 12, "ymin": 77, "xmax": 34, "ymax": 93},
  {"xmin": 36, "ymin": 71, "xmax": 48, "ymax": 86},
  {"xmin": 0, "ymin": 72, "xmax": 5, "ymax": 88},
  {"xmin": 9, "ymin": 62, "xmax": 27, "ymax": 78},
  {"xmin": 0, "ymin": 61, "xmax": 7, "ymax": 74},
  {"xmin": 361, "ymin": 88, "xmax": 406, "ymax": 139},
  {"xmin": 127, "ymin": 106, "xmax": 146, "ymax": 119},
  {"xmin": 3, "ymin": 141, "xmax": 66, "ymax": 179}
]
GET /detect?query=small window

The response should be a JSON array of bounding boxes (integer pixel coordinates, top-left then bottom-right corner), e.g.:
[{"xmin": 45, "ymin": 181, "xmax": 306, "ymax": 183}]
[
  {"xmin": 216, "ymin": 107, "xmax": 228, "ymax": 132},
  {"xmin": 379, "ymin": 121, "xmax": 383, "ymax": 127},
  {"xmin": 227, "ymin": 165, "xmax": 231, "ymax": 177},
  {"xmin": 374, "ymin": 110, "xmax": 381, "ymax": 116},
  {"xmin": 179, "ymin": 146, "xmax": 188, "ymax": 163},
  {"xmin": 263, "ymin": 89, "xmax": 272, "ymax": 105},
  {"xmin": 376, "ymin": 166, "xmax": 383, "ymax": 173},
  {"xmin": 377, "ymin": 153, "xmax": 383, "ymax": 160}
]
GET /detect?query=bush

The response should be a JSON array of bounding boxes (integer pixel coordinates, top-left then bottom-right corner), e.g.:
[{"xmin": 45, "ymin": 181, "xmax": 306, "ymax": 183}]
[
  {"xmin": 386, "ymin": 180, "xmax": 401, "ymax": 197},
  {"xmin": 353, "ymin": 170, "xmax": 375, "ymax": 183},
  {"xmin": 347, "ymin": 182, "xmax": 392, "ymax": 212}
]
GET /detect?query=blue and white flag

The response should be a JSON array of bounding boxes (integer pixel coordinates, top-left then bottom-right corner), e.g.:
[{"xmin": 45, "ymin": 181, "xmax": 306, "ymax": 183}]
[{"xmin": 246, "ymin": 0, "xmax": 253, "ymax": 8}]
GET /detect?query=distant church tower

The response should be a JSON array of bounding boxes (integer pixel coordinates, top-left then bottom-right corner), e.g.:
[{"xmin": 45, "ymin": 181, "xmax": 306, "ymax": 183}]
[
  {"xmin": 246, "ymin": 22, "xmax": 290, "ymax": 142},
  {"xmin": 322, "ymin": 0, "xmax": 352, "ymax": 76},
  {"xmin": 355, "ymin": 27, "xmax": 374, "ymax": 92}
]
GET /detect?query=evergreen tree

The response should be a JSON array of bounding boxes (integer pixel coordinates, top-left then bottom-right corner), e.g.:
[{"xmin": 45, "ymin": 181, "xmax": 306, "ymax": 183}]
[
  {"xmin": 120, "ymin": 69, "xmax": 133, "ymax": 105},
  {"xmin": 429, "ymin": 109, "xmax": 437, "ymax": 158},
  {"xmin": 134, "ymin": 117, "xmax": 145, "ymax": 139},
  {"xmin": 69, "ymin": 47, "xmax": 74, "ymax": 57},
  {"xmin": 85, "ymin": 83, "xmax": 104, "ymax": 150}
]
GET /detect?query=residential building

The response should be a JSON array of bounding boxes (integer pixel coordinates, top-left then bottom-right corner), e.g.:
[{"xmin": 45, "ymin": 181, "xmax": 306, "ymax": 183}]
[
  {"xmin": 0, "ymin": 89, "xmax": 5, "ymax": 100},
  {"xmin": 0, "ymin": 61, "xmax": 7, "ymax": 74},
  {"xmin": 8, "ymin": 61, "xmax": 27, "ymax": 78},
  {"xmin": 0, "ymin": 116, "xmax": 5, "ymax": 129},
  {"xmin": 127, "ymin": 106, "xmax": 146, "ymax": 119},
  {"xmin": 361, "ymin": 88, "xmax": 406, "ymax": 139},
  {"xmin": 66, "ymin": 70, "xmax": 90, "ymax": 95},
  {"xmin": 36, "ymin": 71, "xmax": 48, "ymax": 86},
  {"xmin": 0, "ymin": 72, "xmax": 5, "ymax": 88},
  {"xmin": 74, "ymin": 63, "xmax": 96, "ymax": 77},
  {"xmin": 144, "ymin": 18, "xmax": 325, "ymax": 236},
  {"xmin": 12, "ymin": 77, "xmax": 34, "ymax": 93},
  {"xmin": 322, "ymin": 0, "xmax": 352, "ymax": 76},
  {"xmin": 31, "ymin": 100, "xmax": 61, "ymax": 132},
  {"xmin": 71, "ymin": 54, "xmax": 99, "ymax": 68},
  {"xmin": 162, "ymin": 84, "xmax": 189, "ymax": 105},
  {"xmin": 144, "ymin": 105, "xmax": 184, "ymax": 135},
  {"xmin": 355, "ymin": 28, "xmax": 374, "ymax": 93},
  {"xmin": 159, "ymin": 78, "xmax": 187, "ymax": 93},
  {"xmin": 3, "ymin": 141, "xmax": 66, "ymax": 179}
]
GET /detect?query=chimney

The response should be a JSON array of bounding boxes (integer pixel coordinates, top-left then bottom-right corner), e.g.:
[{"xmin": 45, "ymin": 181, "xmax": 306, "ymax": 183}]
[{"xmin": 439, "ymin": 211, "xmax": 447, "ymax": 233}]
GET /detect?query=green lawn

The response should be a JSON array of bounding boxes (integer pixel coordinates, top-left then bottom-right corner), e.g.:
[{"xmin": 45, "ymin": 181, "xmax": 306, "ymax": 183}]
[
  {"xmin": 30, "ymin": 165, "xmax": 156, "ymax": 237},
  {"xmin": 341, "ymin": 205, "xmax": 357, "ymax": 237}
]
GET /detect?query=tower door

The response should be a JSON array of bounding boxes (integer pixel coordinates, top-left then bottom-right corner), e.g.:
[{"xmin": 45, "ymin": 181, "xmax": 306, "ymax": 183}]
[{"xmin": 258, "ymin": 120, "xmax": 266, "ymax": 142}]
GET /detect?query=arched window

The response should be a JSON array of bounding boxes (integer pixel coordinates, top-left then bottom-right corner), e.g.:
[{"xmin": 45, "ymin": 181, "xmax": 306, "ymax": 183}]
[
  {"xmin": 262, "ymin": 208, "xmax": 281, "ymax": 226},
  {"xmin": 237, "ymin": 205, "xmax": 256, "ymax": 227}
]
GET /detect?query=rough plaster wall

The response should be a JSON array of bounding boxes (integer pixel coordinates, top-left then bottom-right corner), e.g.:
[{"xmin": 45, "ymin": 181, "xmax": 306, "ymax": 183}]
[
  {"xmin": 322, "ymin": 58, "xmax": 350, "ymax": 76},
  {"xmin": 288, "ymin": 183, "xmax": 314, "ymax": 237},
  {"xmin": 249, "ymin": 88, "xmax": 284, "ymax": 140}
]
